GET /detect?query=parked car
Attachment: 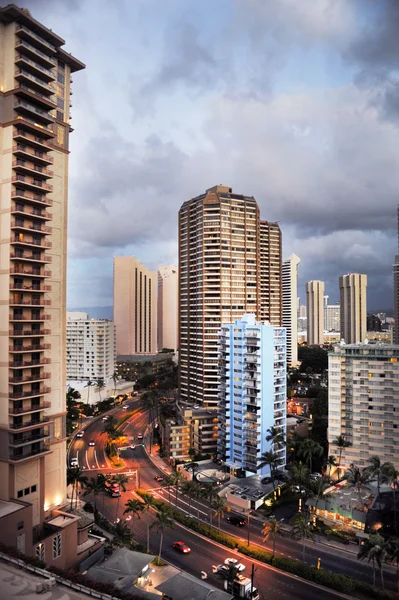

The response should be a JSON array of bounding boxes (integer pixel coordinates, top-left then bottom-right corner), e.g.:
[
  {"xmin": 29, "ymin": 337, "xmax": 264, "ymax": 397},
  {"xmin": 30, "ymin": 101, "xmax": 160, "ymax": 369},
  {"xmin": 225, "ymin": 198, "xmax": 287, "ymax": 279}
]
[
  {"xmin": 154, "ymin": 476, "xmax": 164, "ymax": 482},
  {"xmin": 122, "ymin": 405, "xmax": 129, "ymax": 410},
  {"xmin": 70, "ymin": 458, "xmax": 78, "ymax": 467},
  {"xmin": 89, "ymin": 440, "xmax": 95, "ymax": 447},
  {"xmin": 76, "ymin": 431, "xmax": 84, "ymax": 438},
  {"xmin": 173, "ymin": 541, "xmax": 191, "ymax": 553},
  {"xmin": 226, "ymin": 515, "xmax": 246, "ymax": 527}
]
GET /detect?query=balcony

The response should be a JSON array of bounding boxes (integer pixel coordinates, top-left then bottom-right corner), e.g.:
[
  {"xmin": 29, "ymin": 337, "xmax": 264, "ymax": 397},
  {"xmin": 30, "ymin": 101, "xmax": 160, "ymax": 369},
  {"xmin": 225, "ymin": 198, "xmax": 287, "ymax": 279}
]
[
  {"xmin": 9, "ymin": 401, "xmax": 51, "ymax": 416},
  {"xmin": 9, "ymin": 342, "xmax": 51, "ymax": 352},
  {"xmin": 9, "ymin": 386, "xmax": 51, "ymax": 400},
  {"xmin": 15, "ymin": 85, "xmax": 57, "ymax": 111},
  {"xmin": 10, "ymin": 282, "xmax": 51, "ymax": 292},
  {"xmin": 9, "ymin": 430, "xmax": 49, "ymax": 447},
  {"xmin": 12, "ymin": 159, "xmax": 53, "ymax": 178},
  {"xmin": 11, "ymin": 221, "xmax": 52, "ymax": 234},
  {"xmin": 13, "ymin": 130, "xmax": 52, "ymax": 151},
  {"xmin": 15, "ymin": 114, "xmax": 54, "ymax": 138},
  {"xmin": 13, "ymin": 144, "xmax": 53, "ymax": 165},
  {"xmin": 10, "ymin": 266, "xmax": 51, "ymax": 278},
  {"xmin": 9, "ymin": 329, "xmax": 50, "ymax": 337},
  {"xmin": 15, "ymin": 69, "xmax": 54, "ymax": 95},
  {"xmin": 10, "ymin": 314, "xmax": 50, "ymax": 323},
  {"xmin": 14, "ymin": 99, "xmax": 53, "ymax": 125},
  {"xmin": 9, "ymin": 416, "xmax": 51, "ymax": 430},
  {"xmin": 9, "ymin": 444, "xmax": 51, "ymax": 462},
  {"xmin": 15, "ymin": 39, "xmax": 56, "ymax": 69},
  {"xmin": 11, "ymin": 189, "xmax": 53, "ymax": 208},
  {"xmin": 9, "ymin": 372, "xmax": 50, "ymax": 383},
  {"xmin": 16, "ymin": 25, "xmax": 56, "ymax": 54},
  {"xmin": 10, "ymin": 252, "xmax": 52, "ymax": 263},
  {"xmin": 12, "ymin": 175, "xmax": 53, "ymax": 193},
  {"xmin": 9, "ymin": 358, "xmax": 51, "ymax": 368},
  {"xmin": 11, "ymin": 205, "xmax": 52, "ymax": 221},
  {"xmin": 15, "ymin": 54, "xmax": 55, "ymax": 81},
  {"xmin": 12, "ymin": 237, "xmax": 52, "ymax": 249}
]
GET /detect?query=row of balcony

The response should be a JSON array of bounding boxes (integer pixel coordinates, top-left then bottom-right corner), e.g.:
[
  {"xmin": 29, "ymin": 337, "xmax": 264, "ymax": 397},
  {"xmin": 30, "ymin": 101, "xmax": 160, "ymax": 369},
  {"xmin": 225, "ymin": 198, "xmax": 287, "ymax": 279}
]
[
  {"xmin": 10, "ymin": 372, "xmax": 50, "ymax": 383},
  {"xmin": 13, "ymin": 129, "xmax": 52, "ymax": 151},
  {"xmin": 9, "ymin": 401, "xmax": 51, "ymax": 415},
  {"xmin": 12, "ymin": 204, "xmax": 52, "ymax": 220},
  {"xmin": 15, "ymin": 69, "xmax": 54, "ymax": 95},
  {"xmin": 11, "ymin": 267, "xmax": 51, "ymax": 278},
  {"xmin": 12, "ymin": 175, "xmax": 53, "ymax": 192},
  {"xmin": 9, "ymin": 443, "xmax": 50, "ymax": 462},
  {"xmin": 10, "ymin": 387, "xmax": 50, "ymax": 401},
  {"xmin": 9, "ymin": 343, "xmax": 51, "ymax": 352},
  {"xmin": 9, "ymin": 429, "xmax": 48, "ymax": 448},
  {"xmin": 11, "ymin": 189, "xmax": 52, "ymax": 208},
  {"xmin": 10, "ymin": 283, "xmax": 51, "ymax": 292},
  {"xmin": 15, "ymin": 114, "xmax": 54, "ymax": 138},
  {"xmin": 9, "ymin": 329, "xmax": 50, "ymax": 337},
  {"xmin": 15, "ymin": 54, "xmax": 55, "ymax": 80},
  {"xmin": 13, "ymin": 159, "xmax": 53, "ymax": 178},
  {"xmin": 10, "ymin": 358, "xmax": 51, "ymax": 368},
  {"xmin": 16, "ymin": 24, "xmax": 56, "ymax": 55},
  {"xmin": 11, "ymin": 221, "xmax": 52, "ymax": 235},
  {"xmin": 13, "ymin": 143, "xmax": 53, "ymax": 165},
  {"xmin": 15, "ymin": 38, "xmax": 56, "ymax": 68},
  {"xmin": 14, "ymin": 99, "xmax": 54, "ymax": 126},
  {"xmin": 10, "ymin": 416, "xmax": 51, "ymax": 430}
]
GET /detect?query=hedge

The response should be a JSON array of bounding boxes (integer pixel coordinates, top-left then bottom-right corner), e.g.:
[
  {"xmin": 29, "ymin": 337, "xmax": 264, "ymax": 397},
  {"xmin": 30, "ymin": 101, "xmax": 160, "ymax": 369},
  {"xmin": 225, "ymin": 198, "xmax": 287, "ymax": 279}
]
[{"xmin": 135, "ymin": 490, "xmax": 398, "ymax": 600}]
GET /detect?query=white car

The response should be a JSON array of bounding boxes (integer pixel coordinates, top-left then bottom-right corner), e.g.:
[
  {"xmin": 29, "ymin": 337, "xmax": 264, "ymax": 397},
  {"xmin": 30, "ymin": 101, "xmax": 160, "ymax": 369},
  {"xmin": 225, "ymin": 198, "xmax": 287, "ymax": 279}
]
[
  {"xmin": 122, "ymin": 405, "xmax": 129, "ymax": 410},
  {"xmin": 224, "ymin": 558, "xmax": 245, "ymax": 572},
  {"xmin": 70, "ymin": 458, "xmax": 78, "ymax": 467}
]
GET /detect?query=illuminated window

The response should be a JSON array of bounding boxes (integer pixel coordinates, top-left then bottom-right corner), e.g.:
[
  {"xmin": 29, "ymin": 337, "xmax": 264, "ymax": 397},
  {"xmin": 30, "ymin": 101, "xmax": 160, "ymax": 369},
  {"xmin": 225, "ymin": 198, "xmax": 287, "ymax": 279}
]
[
  {"xmin": 57, "ymin": 125, "xmax": 65, "ymax": 146},
  {"xmin": 36, "ymin": 543, "xmax": 45, "ymax": 562}
]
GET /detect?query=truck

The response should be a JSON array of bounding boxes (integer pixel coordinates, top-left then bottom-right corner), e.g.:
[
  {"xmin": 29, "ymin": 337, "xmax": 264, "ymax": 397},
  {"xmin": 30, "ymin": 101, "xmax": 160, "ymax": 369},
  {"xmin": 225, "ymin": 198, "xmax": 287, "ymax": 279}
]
[
  {"xmin": 224, "ymin": 574, "xmax": 259, "ymax": 600},
  {"xmin": 104, "ymin": 481, "xmax": 120, "ymax": 497}
]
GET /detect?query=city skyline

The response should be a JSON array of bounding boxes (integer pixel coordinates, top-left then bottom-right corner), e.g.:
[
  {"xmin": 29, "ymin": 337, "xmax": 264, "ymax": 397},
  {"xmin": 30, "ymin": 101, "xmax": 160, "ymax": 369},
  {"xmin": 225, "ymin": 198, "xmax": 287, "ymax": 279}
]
[{"xmin": 20, "ymin": 0, "xmax": 399, "ymax": 312}]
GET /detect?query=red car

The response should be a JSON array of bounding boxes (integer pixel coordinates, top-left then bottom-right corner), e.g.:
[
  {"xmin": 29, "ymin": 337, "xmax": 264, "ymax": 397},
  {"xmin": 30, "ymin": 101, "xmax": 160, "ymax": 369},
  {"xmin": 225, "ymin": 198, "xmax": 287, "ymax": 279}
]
[{"xmin": 173, "ymin": 541, "xmax": 191, "ymax": 553}]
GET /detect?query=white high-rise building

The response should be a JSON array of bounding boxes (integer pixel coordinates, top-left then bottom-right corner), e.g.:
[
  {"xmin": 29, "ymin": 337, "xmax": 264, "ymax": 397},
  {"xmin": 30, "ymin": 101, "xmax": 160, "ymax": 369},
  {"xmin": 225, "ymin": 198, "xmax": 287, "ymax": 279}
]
[
  {"xmin": 66, "ymin": 312, "xmax": 116, "ymax": 381},
  {"xmin": 339, "ymin": 273, "xmax": 367, "ymax": 344},
  {"xmin": 328, "ymin": 344, "xmax": 399, "ymax": 470},
  {"xmin": 306, "ymin": 280, "xmax": 325, "ymax": 345},
  {"xmin": 218, "ymin": 314, "xmax": 286, "ymax": 475},
  {"xmin": 158, "ymin": 266, "xmax": 178, "ymax": 352},
  {"xmin": 282, "ymin": 254, "xmax": 300, "ymax": 366},
  {"xmin": 325, "ymin": 303, "xmax": 340, "ymax": 332}
]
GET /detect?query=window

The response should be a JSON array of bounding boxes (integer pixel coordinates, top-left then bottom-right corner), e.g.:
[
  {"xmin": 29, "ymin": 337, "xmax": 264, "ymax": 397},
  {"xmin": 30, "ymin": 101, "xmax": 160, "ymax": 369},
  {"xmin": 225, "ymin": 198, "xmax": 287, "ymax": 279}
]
[
  {"xmin": 57, "ymin": 125, "xmax": 65, "ymax": 146},
  {"xmin": 31, "ymin": 485, "xmax": 37, "ymax": 493},
  {"xmin": 24, "ymin": 487, "xmax": 30, "ymax": 495},
  {"xmin": 35, "ymin": 543, "xmax": 45, "ymax": 562},
  {"xmin": 57, "ymin": 72, "xmax": 65, "ymax": 85},
  {"xmin": 17, "ymin": 521, "xmax": 24, "ymax": 530},
  {"xmin": 56, "ymin": 110, "xmax": 64, "ymax": 121},
  {"xmin": 17, "ymin": 490, "xmax": 23, "ymax": 498},
  {"xmin": 57, "ymin": 98, "xmax": 65, "ymax": 110},
  {"xmin": 52, "ymin": 534, "xmax": 62, "ymax": 559},
  {"xmin": 56, "ymin": 84, "xmax": 64, "ymax": 98}
]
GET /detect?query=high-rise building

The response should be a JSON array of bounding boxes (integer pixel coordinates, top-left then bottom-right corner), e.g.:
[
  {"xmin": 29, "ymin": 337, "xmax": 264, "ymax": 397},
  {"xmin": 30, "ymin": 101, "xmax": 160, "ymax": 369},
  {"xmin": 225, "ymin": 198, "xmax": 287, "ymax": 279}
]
[
  {"xmin": 260, "ymin": 220, "xmax": 282, "ymax": 326},
  {"xmin": 298, "ymin": 305, "xmax": 307, "ymax": 319},
  {"xmin": 113, "ymin": 257, "xmax": 157, "ymax": 356},
  {"xmin": 218, "ymin": 314, "xmax": 286, "ymax": 475},
  {"xmin": 282, "ymin": 254, "xmax": 300, "ymax": 366},
  {"xmin": 325, "ymin": 303, "xmax": 340, "ymax": 332},
  {"xmin": 328, "ymin": 344, "xmax": 399, "ymax": 470},
  {"xmin": 339, "ymin": 273, "xmax": 367, "ymax": 343},
  {"xmin": 0, "ymin": 5, "xmax": 84, "ymax": 561},
  {"xmin": 157, "ymin": 265, "xmax": 178, "ymax": 352},
  {"xmin": 393, "ymin": 206, "xmax": 399, "ymax": 344},
  {"xmin": 306, "ymin": 280, "xmax": 325, "ymax": 345},
  {"xmin": 179, "ymin": 185, "xmax": 262, "ymax": 407},
  {"xmin": 66, "ymin": 312, "xmax": 116, "ymax": 381}
]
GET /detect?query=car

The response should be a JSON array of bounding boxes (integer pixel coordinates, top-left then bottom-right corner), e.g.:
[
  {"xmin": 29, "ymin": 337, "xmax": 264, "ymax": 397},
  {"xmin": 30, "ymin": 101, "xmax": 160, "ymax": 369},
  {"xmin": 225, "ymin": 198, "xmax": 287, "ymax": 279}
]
[
  {"xmin": 89, "ymin": 440, "xmax": 95, "ymax": 447},
  {"xmin": 173, "ymin": 541, "xmax": 191, "ymax": 553},
  {"xmin": 102, "ymin": 416, "xmax": 108, "ymax": 421},
  {"xmin": 216, "ymin": 565, "xmax": 229, "ymax": 576},
  {"xmin": 137, "ymin": 433, "xmax": 143, "ymax": 440},
  {"xmin": 130, "ymin": 444, "xmax": 136, "ymax": 450},
  {"xmin": 154, "ymin": 476, "xmax": 164, "ymax": 482},
  {"xmin": 226, "ymin": 515, "xmax": 246, "ymax": 527},
  {"xmin": 310, "ymin": 472, "xmax": 322, "ymax": 480},
  {"xmin": 76, "ymin": 431, "xmax": 84, "ymax": 438},
  {"xmin": 122, "ymin": 405, "xmax": 129, "ymax": 410},
  {"xmin": 224, "ymin": 558, "xmax": 245, "ymax": 572},
  {"xmin": 261, "ymin": 476, "xmax": 273, "ymax": 484},
  {"xmin": 70, "ymin": 458, "xmax": 78, "ymax": 467}
]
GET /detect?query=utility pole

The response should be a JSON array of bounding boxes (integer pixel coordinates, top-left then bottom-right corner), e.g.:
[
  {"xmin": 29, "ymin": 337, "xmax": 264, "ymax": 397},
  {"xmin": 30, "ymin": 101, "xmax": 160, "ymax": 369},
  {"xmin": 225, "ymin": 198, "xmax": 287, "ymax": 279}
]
[
  {"xmin": 247, "ymin": 510, "xmax": 251, "ymax": 547},
  {"xmin": 250, "ymin": 563, "xmax": 255, "ymax": 597},
  {"xmin": 147, "ymin": 523, "xmax": 150, "ymax": 553}
]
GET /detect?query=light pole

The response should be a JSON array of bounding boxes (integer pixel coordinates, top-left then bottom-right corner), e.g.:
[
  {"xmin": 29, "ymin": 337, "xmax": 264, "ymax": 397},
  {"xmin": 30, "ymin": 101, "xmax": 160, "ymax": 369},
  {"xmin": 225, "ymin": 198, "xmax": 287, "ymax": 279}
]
[{"xmin": 247, "ymin": 510, "xmax": 252, "ymax": 547}]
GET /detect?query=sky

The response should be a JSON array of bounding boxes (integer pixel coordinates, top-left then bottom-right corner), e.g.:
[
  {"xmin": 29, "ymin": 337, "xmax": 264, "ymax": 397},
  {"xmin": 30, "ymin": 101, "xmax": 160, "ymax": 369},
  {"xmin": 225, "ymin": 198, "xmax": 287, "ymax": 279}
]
[{"xmin": 21, "ymin": 0, "xmax": 399, "ymax": 311}]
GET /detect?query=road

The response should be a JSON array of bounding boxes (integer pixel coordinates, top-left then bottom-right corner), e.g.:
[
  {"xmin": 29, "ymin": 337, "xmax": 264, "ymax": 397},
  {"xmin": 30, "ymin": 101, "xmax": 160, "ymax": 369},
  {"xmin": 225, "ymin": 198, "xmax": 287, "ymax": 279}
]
[{"xmin": 70, "ymin": 406, "xmax": 394, "ymax": 596}]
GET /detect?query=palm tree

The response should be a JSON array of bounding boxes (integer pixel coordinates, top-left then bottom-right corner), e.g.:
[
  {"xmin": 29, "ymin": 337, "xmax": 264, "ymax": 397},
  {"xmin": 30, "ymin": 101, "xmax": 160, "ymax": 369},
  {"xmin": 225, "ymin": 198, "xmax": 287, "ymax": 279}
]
[
  {"xmin": 112, "ymin": 473, "xmax": 128, "ymax": 519},
  {"xmin": 290, "ymin": 512, "xmax": 314, "ymax": 563},
  {"xmin": 169, "ymin": 470, "xmax": 184, "ymax": 506},
  {"xmin": 289, "ymin": 462, "xmax": 310, "ymax": 496},
  {"xmin": 358, "ymin": 534, "xmax": 388, "ymax": 589},
  {"xmin": 140, "ymin": 493, "xmax": 157, "ymax": 514},
  {"xmin": 218, "ymin": 564, "xmax": 239, "ymax": 592},
  {"xmin": 204, "ymin": 486, "xmax": 219, "ymax": 525},
  {"xmin": 101, "ymin": 415, "xmax": 118, "ymax": 435},
  {"xmin": 84, "ymin": 380, "xmax": 94, "ymax": 405},
  {"xmin": 67, "ymin": 467, "xmax": 88, "ymax": 510},
  {"xmin": 83, "ymin": 475, "xmax": 105, "ymax": 512},
  {"xmin": 382, "ymin": 463, "xmax": 399, "ymax": 534},
  {"xmin": 161, "ymin": 475, "xmax": 174, "ymax": 504},
  {"xmin": 150, "ymin": 508, "xmax": 174, "ymax": 561},
  {"xmin": 387, "ymin": 538, "xmax": 399, "ymax": 594},
  {"xmin": 346, "ymin": 466, "xmax": 371, "ymax": 504},
  {"xmin": 181, "ymin": 480, "xmax": 198, "ymax": 517},
  {"xmin": 367, "ymin": 456, "xmax": 393, "ymax": 499},
  {"xmin": 257, "ymin": 450, "xmax": 279, "ymax": 487},
  {"xmin": 113, "ymin": 520, "xmax": 132, "ymax": 547},
  {"xmin": 298, "ymin": 438, "xmax": 323, "ymax": 474},
  {"xmin": 334, "ymin": 435, "xmax": 352, "ymax": 476},
  {"xmin": 112, "ymin": 371, "xmax": 119, "ymax": 397},
  {"xmin": 124, "ymin": 498, "xmax": 144, "ymax": 533},
  {"xmin": 213, "ymin": 496, "xmax": 227, "ymax": 529},
  {"xmin": 262, "ymin": 517, "xmax": 284, "ymax": 562},
  {"xmin": 96, "ymin": 379, "xmax": 105, "ymax": 402},
  {"xmin": 326, "ymin": 455, "xmax": 338, "ymax": 479},
  {"xmin": 266, "ymin": 426, "xmax": 285, "ymax": 452}
]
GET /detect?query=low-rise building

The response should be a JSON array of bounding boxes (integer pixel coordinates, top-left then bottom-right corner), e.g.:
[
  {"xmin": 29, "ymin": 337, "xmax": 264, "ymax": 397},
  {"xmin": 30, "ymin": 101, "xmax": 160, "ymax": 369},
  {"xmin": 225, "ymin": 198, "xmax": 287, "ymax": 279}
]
[{"xmin": 116, "ymin": 352, "xmax": 174, "ymax": 381}]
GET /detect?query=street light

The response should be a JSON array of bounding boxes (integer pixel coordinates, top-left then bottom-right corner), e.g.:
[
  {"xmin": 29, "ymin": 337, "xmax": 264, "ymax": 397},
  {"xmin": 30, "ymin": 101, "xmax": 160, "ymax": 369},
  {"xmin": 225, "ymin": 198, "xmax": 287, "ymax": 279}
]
[{"xmin": 247, "ymin": 510, "xmax": 252, "ymax": 547}]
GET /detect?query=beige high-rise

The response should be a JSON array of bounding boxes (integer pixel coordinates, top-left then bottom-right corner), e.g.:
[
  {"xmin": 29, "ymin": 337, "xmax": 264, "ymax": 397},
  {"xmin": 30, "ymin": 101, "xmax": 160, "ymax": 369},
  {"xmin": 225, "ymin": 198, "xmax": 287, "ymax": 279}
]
[
  {"xmin": 282, "ymin": 254, "xmax": 300, "ymax": 365},
  {"xmin": 306, "ymin": 280, "xmax": 325, "ymax": 345},
  {"xmin": 158, "ymin": 265, "xmax": 178, "ymax": 352},
  {"xmin": 260, "ymin": 220, "xmax": 282, "ymax": 326},
  {"xmin": 113, "ymin": 257, "xmax": 157, "ymax": 355},
  {"xmin": 339, "ymin": 273, "xmax": 367, "ymax": 343},
  {"xmin": 179, "ymin": 185, "xmax": 273, "ymax": 407},
  {"xmin": 0, "ymin": 4, "xmax": 84, "ymax": 553}
]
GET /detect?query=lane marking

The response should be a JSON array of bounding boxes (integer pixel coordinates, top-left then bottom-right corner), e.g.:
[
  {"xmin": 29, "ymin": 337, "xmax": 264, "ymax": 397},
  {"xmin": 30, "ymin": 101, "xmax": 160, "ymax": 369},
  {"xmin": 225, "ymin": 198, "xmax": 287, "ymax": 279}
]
[{"xmin": 94, "ymin": 450, "xmax": 101, "ymax": 469}]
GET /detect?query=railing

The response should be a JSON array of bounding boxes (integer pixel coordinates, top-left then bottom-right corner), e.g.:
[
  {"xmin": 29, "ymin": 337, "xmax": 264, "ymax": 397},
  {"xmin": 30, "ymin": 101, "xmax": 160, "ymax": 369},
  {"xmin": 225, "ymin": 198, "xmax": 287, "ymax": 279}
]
[
  {"xmin": 14, "ymin": 100, "xmax": 53, "ymax": 120},
  {"xmin": 10, "ymin": 267, "xmax": 51, "ymax": 277},
  {"xmin": 9, "ymin": 445, "xmax": 50, "ymax": 461},
  {"xmin": 10, "ymin": 401, "xmax": 51, "ymax": 414},
  {"xmin": 9, "ymin": 342, "xmax": 51, "ymax": 351},
  {"xmin": 9, "ymin": 373, "xmax": 50, "ymax": 383},
  {"xmin": 15, "ymin": 39, "xmax": 56, "ymax": 65},
  {"xmin": 12, "ymin": 160, "xmax": 53, "ymax": 177},
  {"xmin": 10, "ymin": 432, "xmax": 49, "ymax": 446},
  {"xmin": 12, "ymin": 238, "xmax": 52, "ymax": 249},
  {"xmin": 16, "ymin": 25, "xmax": 56, "ymax": 53},
  {"xmin": 11, "ymin": 190, "xmax": 53, "ymax": 206},
  {"xmin": 10, "ymin": 358, "xmax": 51, "ymax": 367},
  {"xmin": 11, "ymin": 206, "xmax": 52, "ymax": 219},
  {"xmin": 15, "ymin": 115, "xmax": 54, "ymax": 133},
  {"xmin": 9, "ymin": 417, "xmax": 50, "ymax": 429},
  {"xmin": 15, "ymin": 69, "xmax": 54, "ymax": 92},
  {"xmin": 11, "ymin": 221, "xmax": 52, "ymax": 234},
  {"xmin": 10, "ymin": 387, "xmax": 51, "ymax": 399},
  {"xmin": 15, "ymin": 54, "xmax": 55, "ymax": 78},
  {"xmin": 17, "ymin": 83, "xmax": 56, "ymax": 105},
  {"xmin": 12, "ymin": 176, "xmax": 53, "ymax": 191},
  {"xmin": 13, "ymin": 144, "xmax": 54, "ymax": 163},
  {"xmin": 9, "ymin": 329, "xmax": 50, "ymax": 336}
]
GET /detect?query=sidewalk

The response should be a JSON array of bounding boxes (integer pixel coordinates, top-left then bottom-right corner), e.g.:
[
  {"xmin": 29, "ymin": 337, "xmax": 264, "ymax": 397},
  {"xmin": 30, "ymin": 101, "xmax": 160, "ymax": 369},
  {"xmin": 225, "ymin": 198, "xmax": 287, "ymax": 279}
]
[{"xmin": 143, "ymin": 426, "xmax": 174, "ymax": 477}]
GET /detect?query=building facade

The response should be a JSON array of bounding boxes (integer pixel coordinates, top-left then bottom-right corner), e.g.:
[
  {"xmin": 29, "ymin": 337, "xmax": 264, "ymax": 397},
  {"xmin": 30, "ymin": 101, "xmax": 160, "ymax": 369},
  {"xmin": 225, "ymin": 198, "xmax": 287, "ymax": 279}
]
[
  {"xmin": 282, "ymin": 254, "xmax": 300, "ymax": 366},
  {"xmin": 0, "ymin": 4, "xmax": 84, "ymax": 561},
  {"xmin": 66, "ymin": 312, "xmax": 116, "ymax": 381},
  {"xmin": 113, "ymin": 256, "xmax": 157, "ymax": 356},
  {"xmin": 325, "ymin": 303, "xmax": 340, "ymax": 332},
  {"xmin": 259, "ymin": 220, "xmax": 282, "ymax": 326},
  {"xmin": 218, "ymin": 314, "xmax": 286, "ymax": 475},
  {"xmin": 339, "ymin": 273, "xmax": 367, "ymax": 344},
  {"xmin": 157, "ymin": 265, "xmax": 178, "ymax": 352},
  {"xmin": 328, "ymin": 344, "xmax": 399, "ymax": 470},
  {"xmin": 393, "ymin": 206, "xmax": 399, "ymax": 344},
  {"xmin": 306, "ymin": 280, "xmax": 325, "ymax": 345},
  {"xmin": 179, "ymin": 185, "xmax": 262, "ymax": 408}
]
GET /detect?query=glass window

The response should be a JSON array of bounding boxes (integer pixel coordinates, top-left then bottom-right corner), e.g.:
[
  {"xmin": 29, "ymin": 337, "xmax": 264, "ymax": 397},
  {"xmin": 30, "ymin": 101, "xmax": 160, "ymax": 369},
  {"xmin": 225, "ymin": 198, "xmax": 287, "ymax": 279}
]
[
  {"xmin": 56, "ymin": 84, "xmax": 64, "ymax": 98},
  {"xmin": 52, "ymin": 534, "xmax": 62, "ymax": 559},
  {"xmin": 56, "ymin": 110, "xmax": 64, "ymax": 121},
  {"xmin": 35, "ymin": 543, "xmax": 45, "ymax": 562},
  {"xmin": 57, "ymin": 125, "xmax": 65, "ymax": 146},
  {"xmin": 57, "ymin": 98, "xmax": 64, "ymax": 110},
  {"xmin": 57, "ymin": 72, "xmax": 65, "ymax": 85}
]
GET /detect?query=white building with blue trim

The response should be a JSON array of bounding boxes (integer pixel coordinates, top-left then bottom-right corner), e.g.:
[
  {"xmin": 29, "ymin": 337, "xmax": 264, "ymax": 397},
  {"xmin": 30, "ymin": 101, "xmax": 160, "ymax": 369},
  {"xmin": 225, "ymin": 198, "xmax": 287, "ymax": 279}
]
[{"xmin": 218, "ymin": 313, "xmax": 286, "ymax": 476}]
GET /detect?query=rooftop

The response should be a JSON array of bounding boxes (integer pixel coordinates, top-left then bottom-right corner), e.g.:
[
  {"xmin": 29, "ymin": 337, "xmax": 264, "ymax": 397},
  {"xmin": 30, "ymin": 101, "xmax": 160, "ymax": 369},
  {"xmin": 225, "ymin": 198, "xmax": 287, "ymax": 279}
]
[
  {"xmin": 88, "ymin": 548, "xmax": 155, "ymax": 585},
  {"xmin": 0, "ymin": 499, "xmax": 25, "ymax": 518},
  {"xmin": 156, "ymin": 571, "xmax": 233, "ymax": 600}
]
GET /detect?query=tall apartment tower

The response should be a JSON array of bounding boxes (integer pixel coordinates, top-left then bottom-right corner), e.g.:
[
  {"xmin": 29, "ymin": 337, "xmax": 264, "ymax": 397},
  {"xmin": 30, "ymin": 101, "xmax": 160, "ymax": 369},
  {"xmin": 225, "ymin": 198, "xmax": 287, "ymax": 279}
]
[
  {"xmin": 179, "ymin": 185, "xmax": 261, "ymax": 407},
  {"xmin": 113, "ymin": 257, "xmax": 157, "ymax": 356},
  {"xmin": 393, "ymin": 206, "xmax": 399, "ymax": 344},
  {"xmin": 0, "ymin": 5, "xmax": 84, "ymax": 551},
  {"xmin": 66, "ymin": 312, "xmax": 116, "ymax": 381},
  {"xmin": 282, "ymin": 254, "xmax": 300, "ymax": 366},
  {"xmin": 339, "ymin": 273, "xmax": 367, "ymax": 343},
  {"xmin": 259, "ymin": 220, "xmax": 282, "ymax": 326},
  {"xmin": 325, "ymin": 303, "xmax": 340, "ymax": 332},
  {"xmin": 306, "ymin": 280, "xmax": 325, "ymax": 345},
  {"xmin": 328, "ymin": 344, "xmax": 399, "ymax": 470},
  {"xmin": 218, "ymin": 314, "xmax": 286, "ymax": 475},
  {"xmin": 158, "ymin": 265, "xmax": 178, "ymax": 352}
]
